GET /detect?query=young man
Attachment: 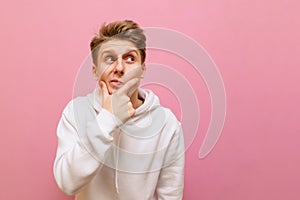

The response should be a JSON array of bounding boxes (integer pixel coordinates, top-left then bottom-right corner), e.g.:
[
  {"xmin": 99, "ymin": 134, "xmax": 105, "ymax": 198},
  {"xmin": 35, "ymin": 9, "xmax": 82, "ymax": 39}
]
[{"xmin": 54, "ymin": 20, "xmax": 185, "ymax": 200}]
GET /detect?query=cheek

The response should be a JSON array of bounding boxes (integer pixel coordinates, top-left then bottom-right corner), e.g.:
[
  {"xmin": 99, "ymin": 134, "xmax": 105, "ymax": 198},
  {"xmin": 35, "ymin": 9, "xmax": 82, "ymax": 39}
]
[
  {"xmin": 123, "ymin": 65, "xmax": 144, "ymax": 80},
  {"xmin": 99, "ymin": 71, "xmax": 108, "ymax": 81},
  {"xmin": 97, "ymin": 64, "xmax": 111, "ymax": 80}
]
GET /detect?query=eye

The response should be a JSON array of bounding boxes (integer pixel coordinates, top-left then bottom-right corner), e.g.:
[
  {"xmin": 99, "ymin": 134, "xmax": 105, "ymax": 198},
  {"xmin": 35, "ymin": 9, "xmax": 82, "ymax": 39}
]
[
  {"xmin": 125, "ymin": 55, "xmax": 135, "ymax": 63},
  {"xmin": 105, "ymin": 56, "xmax": 116, "ymax": 63}
]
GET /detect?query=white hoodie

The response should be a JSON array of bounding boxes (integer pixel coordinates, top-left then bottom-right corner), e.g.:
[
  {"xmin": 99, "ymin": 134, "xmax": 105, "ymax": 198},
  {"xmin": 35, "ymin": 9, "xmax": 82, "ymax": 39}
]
[{"xmin": 54, "ymin": 87, "xmax": 185, "ymax": 200}]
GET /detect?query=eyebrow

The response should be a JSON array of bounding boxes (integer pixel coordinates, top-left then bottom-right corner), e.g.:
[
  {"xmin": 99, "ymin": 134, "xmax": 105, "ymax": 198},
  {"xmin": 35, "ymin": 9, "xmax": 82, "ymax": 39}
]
[{"xmin": 100, "ymin": 49, "xmax": 139, "ymax": 57}]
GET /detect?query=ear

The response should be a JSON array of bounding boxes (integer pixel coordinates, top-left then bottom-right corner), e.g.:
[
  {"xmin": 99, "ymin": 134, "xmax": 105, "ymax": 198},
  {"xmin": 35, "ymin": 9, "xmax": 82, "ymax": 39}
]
[
  {"xmin": 92, "ymin": 65, "xmax": 99, "ymax": 80},
  {"xmin": 141, "ymin": 63, "xmax": 146, "ymax": 78}
]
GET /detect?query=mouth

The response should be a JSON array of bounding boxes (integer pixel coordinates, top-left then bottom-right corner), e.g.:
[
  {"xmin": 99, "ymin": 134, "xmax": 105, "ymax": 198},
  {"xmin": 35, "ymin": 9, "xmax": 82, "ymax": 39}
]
[{"xmin": 110, "ymin": 79, "xmax": 123, "ymax": 87}]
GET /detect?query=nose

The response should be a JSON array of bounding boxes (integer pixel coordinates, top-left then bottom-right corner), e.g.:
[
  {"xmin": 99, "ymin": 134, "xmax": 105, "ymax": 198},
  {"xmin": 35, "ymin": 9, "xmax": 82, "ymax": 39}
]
[{"xmin": 114, "ymin": 57, "xmax": 125, "ymax": 75}]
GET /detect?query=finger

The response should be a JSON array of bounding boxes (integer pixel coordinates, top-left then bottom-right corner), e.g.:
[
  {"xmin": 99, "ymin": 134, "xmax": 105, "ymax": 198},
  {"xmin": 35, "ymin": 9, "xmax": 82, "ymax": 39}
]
[
  {"xmin": 100, "ymin": 81, "xmax": 110, "ymax": 97},
  {"xmin": 129, "ymin": 108, "xmax": 136, "ymax": 117},
  {"xmin": 118, "ymin": 78, "xmax": 140, "ymax": 97},
  {"xmin": 119, "ymin": 67, "xmax": 144, "ymax": 83},
  {"xmin": 128, "ymin": 102, "xmax": 136, "ymax": 117}
]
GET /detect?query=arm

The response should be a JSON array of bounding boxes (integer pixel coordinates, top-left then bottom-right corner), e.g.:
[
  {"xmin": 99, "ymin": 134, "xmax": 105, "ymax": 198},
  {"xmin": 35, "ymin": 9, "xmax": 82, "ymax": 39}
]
[
  {"xmin": 54, "ymin": 78, "xmax": 140, "ymax": 195},
  {"xmin": 53, "ymin": 101, "xmax": 121, "ymax": 195},
  {"xmin": 156, "ymin": 123, "xmax": 185, "ymax": 200}
]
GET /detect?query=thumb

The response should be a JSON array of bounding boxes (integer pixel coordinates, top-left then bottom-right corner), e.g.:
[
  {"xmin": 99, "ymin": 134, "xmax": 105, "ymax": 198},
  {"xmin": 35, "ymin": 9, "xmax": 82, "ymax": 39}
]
[{"xmin": 118, "ymin": 78, "xmax": 140, "ymax": 97}]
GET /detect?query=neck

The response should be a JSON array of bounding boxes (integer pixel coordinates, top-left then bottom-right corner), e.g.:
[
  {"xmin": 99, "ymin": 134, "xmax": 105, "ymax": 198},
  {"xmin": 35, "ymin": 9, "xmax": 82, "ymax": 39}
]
[{"xmin": 130, "ymin": 90, "xmax": 144, "ymax": 109}]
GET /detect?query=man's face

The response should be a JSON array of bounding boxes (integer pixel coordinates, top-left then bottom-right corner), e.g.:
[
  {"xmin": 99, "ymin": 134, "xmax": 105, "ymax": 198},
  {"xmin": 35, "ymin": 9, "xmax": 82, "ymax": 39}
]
[{"xmin": 93, "ymin": 39, "xmax": 145, "ymax": 95}]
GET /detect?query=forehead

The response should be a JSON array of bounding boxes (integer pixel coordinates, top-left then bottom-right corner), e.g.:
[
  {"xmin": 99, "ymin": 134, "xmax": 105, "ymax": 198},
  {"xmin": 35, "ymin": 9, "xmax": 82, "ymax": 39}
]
[{"xmin": 98, "ymin": 39, "xmax": 139, "ymax": 56}]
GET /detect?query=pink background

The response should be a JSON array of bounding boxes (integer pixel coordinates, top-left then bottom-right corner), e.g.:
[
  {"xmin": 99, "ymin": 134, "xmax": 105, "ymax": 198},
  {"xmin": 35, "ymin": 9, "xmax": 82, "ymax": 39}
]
[{"xmin": 1, "ymin": 0, "xmax": 300, "ymax": 199}]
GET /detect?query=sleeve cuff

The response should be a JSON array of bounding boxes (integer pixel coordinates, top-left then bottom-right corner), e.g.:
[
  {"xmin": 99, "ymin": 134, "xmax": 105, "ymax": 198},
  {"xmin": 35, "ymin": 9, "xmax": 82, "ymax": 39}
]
[{"xmin": 94, "ymin": 108, "xmax": 123, "ymax": 140}]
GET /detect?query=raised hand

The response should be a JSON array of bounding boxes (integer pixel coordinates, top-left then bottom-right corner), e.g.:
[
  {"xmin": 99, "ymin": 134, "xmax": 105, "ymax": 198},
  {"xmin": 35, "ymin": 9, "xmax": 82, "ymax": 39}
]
[{"xmin": 100, "ymin": 78, "xmax": 140, "ymax": 123}]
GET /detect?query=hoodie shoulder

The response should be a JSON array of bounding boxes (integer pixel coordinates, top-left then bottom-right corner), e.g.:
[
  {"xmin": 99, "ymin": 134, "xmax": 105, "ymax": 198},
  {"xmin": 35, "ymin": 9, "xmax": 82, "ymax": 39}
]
[
  {"xmin": 162, "ymin": 107, "xmax": 181, "ymax": 125},
  {"xmin": 154, "ymin": 106, "xmax": 182, "ymax": 132},
  {"xmin": 62, "ymin": 94, "xmax": 92, "ymax": 117}
]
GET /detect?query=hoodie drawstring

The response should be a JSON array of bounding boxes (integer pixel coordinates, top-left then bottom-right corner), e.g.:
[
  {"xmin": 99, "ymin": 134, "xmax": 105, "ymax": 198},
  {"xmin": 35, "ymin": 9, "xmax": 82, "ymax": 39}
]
[{"xmin": 114, "ymin": 130, "xmax": 121, "ymax": 194}]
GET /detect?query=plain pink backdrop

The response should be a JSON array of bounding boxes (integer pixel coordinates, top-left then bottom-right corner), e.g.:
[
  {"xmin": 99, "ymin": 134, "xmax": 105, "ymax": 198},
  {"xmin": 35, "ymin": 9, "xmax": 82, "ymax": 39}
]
[{"xmin": 1, "ymin": 0, "xmax": 300, "ymax": 199}]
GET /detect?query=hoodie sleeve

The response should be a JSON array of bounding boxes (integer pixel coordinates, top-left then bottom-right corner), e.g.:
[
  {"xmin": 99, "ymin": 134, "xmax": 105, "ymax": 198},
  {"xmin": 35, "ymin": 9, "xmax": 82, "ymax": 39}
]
[
  {"xmin": 53, "ymin": 100, "xmax": 122, "ymax": 195},
  {"xmin": 156, "ymin": 122, "xmax": 185, "ymax": 200}
]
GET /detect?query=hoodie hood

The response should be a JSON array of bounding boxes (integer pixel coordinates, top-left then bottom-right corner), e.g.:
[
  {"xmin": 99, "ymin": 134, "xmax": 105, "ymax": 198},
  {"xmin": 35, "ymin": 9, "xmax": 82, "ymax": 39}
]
[
  {"xmin": 87, "ymin": 87, "xmax": 166, "ymax": 140},
  {"xmin": 87, "ymin": 87, "xmax": 161, "ymax": 119}
]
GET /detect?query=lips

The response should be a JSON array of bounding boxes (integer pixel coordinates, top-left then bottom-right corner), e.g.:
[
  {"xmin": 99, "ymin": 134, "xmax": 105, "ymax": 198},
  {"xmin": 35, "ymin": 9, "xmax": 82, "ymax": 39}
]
[{"xmin": 110, "ymin": 79, "xmax": 123, "ymax": 87}]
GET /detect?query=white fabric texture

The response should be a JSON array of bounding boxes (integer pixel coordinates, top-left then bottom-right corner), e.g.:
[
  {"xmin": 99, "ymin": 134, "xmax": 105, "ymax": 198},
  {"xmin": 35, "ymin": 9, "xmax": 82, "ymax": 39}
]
[{"xmin": 54, "ymin": 87, "xmax": 185, "ymax": 200}]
